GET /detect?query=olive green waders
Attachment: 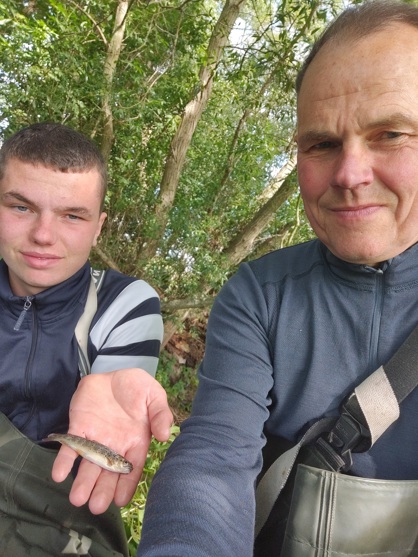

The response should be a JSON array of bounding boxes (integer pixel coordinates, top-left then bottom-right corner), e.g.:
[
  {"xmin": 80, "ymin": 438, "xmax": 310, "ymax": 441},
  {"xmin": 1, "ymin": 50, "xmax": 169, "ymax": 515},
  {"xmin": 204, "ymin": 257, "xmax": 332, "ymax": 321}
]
[
  {"xmin": 281, "ymin": 463, "xmax": 418, "ymax": 557},
  {"xmin": 0, "ymin": 412, "xmax": 129, "ymax": 557},
  {"xmin": 255, "ymin": 324, "xmax": 418, "ymax": 556}
]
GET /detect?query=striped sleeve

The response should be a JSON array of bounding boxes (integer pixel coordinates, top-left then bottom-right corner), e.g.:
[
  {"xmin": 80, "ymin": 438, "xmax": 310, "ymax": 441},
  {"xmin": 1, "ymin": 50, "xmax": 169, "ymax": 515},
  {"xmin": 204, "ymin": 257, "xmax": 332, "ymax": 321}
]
[{"xmin": 89, "ymin": 279, "xmax": 163, "ymax": 377}]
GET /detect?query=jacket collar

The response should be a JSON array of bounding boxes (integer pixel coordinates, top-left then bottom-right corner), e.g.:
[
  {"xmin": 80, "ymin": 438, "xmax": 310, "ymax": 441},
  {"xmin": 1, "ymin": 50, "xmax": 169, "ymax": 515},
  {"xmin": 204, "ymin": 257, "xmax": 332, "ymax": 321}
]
[
  {"xmin": 0, "ymin": 260, "xmax": 92, "ymax": 319},
  {"xmin": 322, "ymin": 241, "xmax": 418, "ymax": 289}
]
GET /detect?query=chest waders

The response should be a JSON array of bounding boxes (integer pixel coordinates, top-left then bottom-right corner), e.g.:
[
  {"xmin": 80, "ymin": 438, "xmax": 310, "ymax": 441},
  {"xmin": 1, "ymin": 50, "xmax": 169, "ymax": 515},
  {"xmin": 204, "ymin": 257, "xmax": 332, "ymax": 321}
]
[
  {"xmin": 255, "ymin": 323, "xmax": 418, "ymax": 556},
  {"xmin": 0, "ymin": 270, "xmax": 129, "ymax": 556},
  {"xmin": 0, "ymin": 412, "xmax": 129, "ymax": 557}
]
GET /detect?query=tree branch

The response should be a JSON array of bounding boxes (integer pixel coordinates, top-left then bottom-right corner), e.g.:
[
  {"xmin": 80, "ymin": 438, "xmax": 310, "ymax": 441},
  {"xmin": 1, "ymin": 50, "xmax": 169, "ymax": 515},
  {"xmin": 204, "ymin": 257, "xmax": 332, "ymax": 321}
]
[
  {"xmin": 161, "ymin": 295, "xmax": 215, "ymax": 312},
  {"xmin": 92, "ymin": 245, "xmax": 121, "ymax": 272},
  {"xmin": 222, "ymin": 167, "xmax": 297, "ymax": 267},
  {"xmin": 67, "ymin": 0, "xmax": 108, "ymax": 47}
]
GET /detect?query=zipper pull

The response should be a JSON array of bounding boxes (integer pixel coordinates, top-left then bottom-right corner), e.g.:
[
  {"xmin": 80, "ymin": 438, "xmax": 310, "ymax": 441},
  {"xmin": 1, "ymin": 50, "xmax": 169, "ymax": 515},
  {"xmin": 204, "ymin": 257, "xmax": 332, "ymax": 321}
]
[{"xmin": 14, "ymin": 297, "xmax": 33, "ymax": 331}]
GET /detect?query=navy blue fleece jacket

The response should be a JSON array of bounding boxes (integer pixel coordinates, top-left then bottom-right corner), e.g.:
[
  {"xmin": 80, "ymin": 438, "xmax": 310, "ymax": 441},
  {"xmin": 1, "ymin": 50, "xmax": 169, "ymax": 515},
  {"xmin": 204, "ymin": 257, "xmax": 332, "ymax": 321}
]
[{"xmin": 138, "ymin": 240, "xmax": 418, "ymax": 557}]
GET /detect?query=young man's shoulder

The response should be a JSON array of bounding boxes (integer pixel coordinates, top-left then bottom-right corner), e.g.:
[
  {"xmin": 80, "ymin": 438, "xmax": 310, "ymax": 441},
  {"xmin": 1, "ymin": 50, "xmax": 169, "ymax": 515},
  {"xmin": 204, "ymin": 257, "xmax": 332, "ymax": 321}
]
[{"xmin": 94, "ymin": 269, "xmax": 161, "ymax": 319}]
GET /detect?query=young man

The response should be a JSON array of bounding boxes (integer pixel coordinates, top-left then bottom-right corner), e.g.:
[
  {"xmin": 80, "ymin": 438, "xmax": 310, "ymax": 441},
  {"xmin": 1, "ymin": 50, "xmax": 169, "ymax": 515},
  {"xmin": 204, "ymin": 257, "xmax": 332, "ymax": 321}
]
[
  {"xmin": 0, "ymin": 123, "xmax": 172, "ymax": 556},
  {"xmin": 138, "ymin": 1, "xmax": 418, "ymax": 555}
]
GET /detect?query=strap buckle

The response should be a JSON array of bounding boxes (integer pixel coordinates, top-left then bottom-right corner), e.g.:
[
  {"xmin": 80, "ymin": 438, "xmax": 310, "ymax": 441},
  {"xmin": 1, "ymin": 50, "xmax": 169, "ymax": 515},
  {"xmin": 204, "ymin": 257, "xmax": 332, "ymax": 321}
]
[{"xmin": 314, "ymin": 394, "xmax": 371, "ymax": 472}]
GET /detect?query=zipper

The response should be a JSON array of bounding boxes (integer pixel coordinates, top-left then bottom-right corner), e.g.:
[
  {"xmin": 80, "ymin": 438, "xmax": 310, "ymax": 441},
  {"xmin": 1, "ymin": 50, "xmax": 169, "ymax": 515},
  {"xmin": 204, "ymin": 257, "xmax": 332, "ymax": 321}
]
[
  {"xmin": 12, "ymin": 295, "xmax": 39, "ymax": 428},
  {"xmin": 13, "ymin": 296, "xmax": 34, "ymax": 331},
  {"xmin": 24, "ymin": 301, "xmax": 38, "ymax": 399},
  {"xmin": 369, "ymin": 267, "xmax": 384, "ymax": 369}
]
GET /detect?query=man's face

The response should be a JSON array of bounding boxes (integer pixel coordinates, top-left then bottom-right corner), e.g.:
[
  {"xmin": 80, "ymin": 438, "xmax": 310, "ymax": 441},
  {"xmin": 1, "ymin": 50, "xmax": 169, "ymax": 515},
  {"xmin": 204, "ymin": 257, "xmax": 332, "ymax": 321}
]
[
  {"xmin": 0, "ymin": 159, "xmax": 106, "ymax": 296},
  {"xmin": 297, "ymin": 23, "xmax": 418, "ymax": 266}
]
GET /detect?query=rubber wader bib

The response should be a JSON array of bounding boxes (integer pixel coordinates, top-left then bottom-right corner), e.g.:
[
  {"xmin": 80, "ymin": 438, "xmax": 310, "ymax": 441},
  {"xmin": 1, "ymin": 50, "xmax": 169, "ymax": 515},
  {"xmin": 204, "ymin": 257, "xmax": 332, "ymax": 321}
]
[
  {"xmin": 281, "ymin": 464, "xmax": 418, "ymax": 557},
  {"xmin": 0, "ymin": 413, "xmax": 129, "ymax": 557}
]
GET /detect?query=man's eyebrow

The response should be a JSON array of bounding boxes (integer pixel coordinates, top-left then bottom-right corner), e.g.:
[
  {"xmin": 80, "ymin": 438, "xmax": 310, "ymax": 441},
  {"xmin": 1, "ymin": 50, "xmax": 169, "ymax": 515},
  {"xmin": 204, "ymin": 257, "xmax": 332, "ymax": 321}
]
[
  {"xmin": 296, "ymin": 130, "xmax": 337, "ymax": 147},
  {"xmin": 2, "ymin": 190, "xmax": 32, "ymax": 204},
  {"xmin": 58, "ymin": 205, "xmax": 92, "ymax": 215},
  {"xmin": 297, "ymin": 113, "xmax": 418, "ymax": 147},
  {"xmin": 365, "ymin": 112, "xmax": 418, "ymax": 130}
]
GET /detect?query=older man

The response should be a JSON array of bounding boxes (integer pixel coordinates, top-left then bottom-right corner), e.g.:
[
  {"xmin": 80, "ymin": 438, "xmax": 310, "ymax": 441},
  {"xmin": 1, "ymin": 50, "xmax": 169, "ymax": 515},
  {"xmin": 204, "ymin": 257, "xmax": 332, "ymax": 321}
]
[{"xmin": 138, "ymin": 2, "xmax": 418, "ymax": 556}]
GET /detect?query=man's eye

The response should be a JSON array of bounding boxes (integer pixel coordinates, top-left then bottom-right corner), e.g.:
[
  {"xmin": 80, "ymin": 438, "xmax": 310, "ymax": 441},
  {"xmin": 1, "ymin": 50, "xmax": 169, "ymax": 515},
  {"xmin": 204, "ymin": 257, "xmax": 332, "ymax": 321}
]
[
  {"xmin": 382, "ymin": 131, "xmax": 403, "ymax": 139},
  {"xmin": 15, "ymin": 205, "xmax": 28, "ymax": 212},
  {"xmin": 67, "ymin": 214, "xmax": 81, "ymax": 220},
  {"xmin": 313, "ymin": 141, "xmax": 336, "ymax": 150}
]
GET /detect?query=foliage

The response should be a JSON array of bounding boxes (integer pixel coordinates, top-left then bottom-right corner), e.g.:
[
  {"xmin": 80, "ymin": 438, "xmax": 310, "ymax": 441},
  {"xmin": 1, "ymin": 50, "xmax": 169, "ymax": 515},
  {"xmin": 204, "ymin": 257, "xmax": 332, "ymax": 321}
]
[
  {"xmin": 0, "ymin": 0, "xmax": 339, "ymax": 321},
  {"xmin": 158, "ymin": 351, "xmax": 199, "ymax": 414}
]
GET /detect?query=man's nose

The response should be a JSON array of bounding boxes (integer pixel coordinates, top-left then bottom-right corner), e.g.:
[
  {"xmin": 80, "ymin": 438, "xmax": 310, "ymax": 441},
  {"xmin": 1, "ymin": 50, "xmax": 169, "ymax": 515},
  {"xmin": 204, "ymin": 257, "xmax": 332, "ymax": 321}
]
[
  {"xmin": 29, "ymin": 214, "xmax": 57, "ymax": 245},
  {"xmin": 331, "ymin": 143, "xmax": 374, "ymax": 190}
]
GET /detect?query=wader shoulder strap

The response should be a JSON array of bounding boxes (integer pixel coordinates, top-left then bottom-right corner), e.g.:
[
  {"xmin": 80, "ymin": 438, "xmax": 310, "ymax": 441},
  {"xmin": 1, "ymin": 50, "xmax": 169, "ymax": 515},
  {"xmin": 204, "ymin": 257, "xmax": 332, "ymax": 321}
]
[
  {"xmin": 255, "ymin": 321, "xmax": 418, "ymax": 538},
  {"xmin": 75, "ymin": 269, "xmax": 106, "ymax": 377}
]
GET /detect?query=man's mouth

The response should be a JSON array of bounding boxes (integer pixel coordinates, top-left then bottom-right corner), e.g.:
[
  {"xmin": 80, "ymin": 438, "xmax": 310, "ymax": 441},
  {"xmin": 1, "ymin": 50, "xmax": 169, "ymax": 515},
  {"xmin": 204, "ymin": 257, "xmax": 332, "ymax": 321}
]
[
  {"xmin": 21, "ymin": 252, "xmax": 62, "ymax": 267},
  {"xmin": 331, "ymin": 205, "xmax": 381, "ymax": 218}
]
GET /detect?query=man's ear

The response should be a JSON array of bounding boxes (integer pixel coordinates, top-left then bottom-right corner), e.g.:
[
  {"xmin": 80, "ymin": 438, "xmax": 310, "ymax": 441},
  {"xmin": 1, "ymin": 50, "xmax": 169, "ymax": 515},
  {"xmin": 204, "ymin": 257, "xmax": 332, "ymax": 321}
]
[{"xmin": 93, "ymin": 212, "xmax": 107, "ymax": 246}]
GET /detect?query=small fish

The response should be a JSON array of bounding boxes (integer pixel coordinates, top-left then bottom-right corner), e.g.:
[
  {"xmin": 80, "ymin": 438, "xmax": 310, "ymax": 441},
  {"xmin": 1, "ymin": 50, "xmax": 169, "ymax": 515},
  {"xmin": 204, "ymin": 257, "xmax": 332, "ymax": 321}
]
[{"xmin": 43, "ymin": 433, "xmax": 133, "ymax": 474}]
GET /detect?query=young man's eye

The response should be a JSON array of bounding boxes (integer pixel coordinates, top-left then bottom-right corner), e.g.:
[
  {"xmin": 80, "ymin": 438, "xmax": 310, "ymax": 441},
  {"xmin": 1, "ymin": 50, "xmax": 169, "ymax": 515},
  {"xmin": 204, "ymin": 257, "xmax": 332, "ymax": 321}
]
[
  {"xmin": 15, "ymin": 205, "xmax": 28, "ymax": 212},
  {"xmin": 67, "ymin": 214, "xmax": 81, "ymax": 220}
]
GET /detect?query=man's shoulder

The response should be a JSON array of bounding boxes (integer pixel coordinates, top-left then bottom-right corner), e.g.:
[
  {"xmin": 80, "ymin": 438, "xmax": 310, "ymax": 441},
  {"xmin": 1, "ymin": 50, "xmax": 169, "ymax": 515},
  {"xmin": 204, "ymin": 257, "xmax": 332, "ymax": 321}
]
[
  {"xmin": 245, "ymin": 238, "xmax": 324, "ymax": 284},
  {"xmin": 96, "ymin": 269, "xmax": 158, "ymax": 294},
  {"xmin": 94, "ymin": 269, "xmax": 160, "ymax": 318},
  {"xmin": 97, "ymin": 268, "xmax": 135, "ymax": 288}
]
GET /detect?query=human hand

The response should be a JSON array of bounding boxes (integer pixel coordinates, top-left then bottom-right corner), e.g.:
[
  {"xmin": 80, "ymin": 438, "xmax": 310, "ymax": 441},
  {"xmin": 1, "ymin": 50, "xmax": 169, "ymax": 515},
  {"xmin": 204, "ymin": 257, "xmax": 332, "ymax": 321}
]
[{"xmin": 51, "ymin": 368, "xmax": 173, "ymax": 514}]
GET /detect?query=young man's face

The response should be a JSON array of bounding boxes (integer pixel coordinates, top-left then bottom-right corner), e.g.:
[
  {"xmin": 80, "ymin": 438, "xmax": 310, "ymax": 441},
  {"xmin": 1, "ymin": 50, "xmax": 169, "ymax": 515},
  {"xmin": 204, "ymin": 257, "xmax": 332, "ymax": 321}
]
[
  {"xmin": 297, "ymin": 23, "xmax": 418, "ymax": 266},
  {"xmin": 0, "ymin": 158, "xmax": 106, "ymax": 296}
]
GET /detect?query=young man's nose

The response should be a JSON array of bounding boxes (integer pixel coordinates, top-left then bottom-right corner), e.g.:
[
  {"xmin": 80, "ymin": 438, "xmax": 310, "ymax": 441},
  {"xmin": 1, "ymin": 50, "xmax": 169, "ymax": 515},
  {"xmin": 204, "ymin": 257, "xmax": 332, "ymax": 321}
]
[{"xmin": 29, "ymin": 215, "xmax": 57, "ymax": 245}]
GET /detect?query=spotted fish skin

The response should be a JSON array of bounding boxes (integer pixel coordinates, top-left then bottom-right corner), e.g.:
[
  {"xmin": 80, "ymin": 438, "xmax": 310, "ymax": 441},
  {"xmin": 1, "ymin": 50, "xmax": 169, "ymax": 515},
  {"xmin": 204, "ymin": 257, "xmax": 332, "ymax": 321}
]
[{"xmin": 43, "ymin": 433, "xmax": 133, "ymax": 474}]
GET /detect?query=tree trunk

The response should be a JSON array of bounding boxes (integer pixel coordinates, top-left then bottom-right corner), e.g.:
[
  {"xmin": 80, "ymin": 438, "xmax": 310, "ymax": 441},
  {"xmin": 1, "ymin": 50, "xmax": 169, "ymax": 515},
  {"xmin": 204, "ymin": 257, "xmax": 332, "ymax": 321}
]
[
  {"xmin": 140, "ymin": 0, "xmax": 247, "ymax": 260},
  {"xmin": 101, "ymin": 0, "xmax": 129, "ymax": 163}
]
